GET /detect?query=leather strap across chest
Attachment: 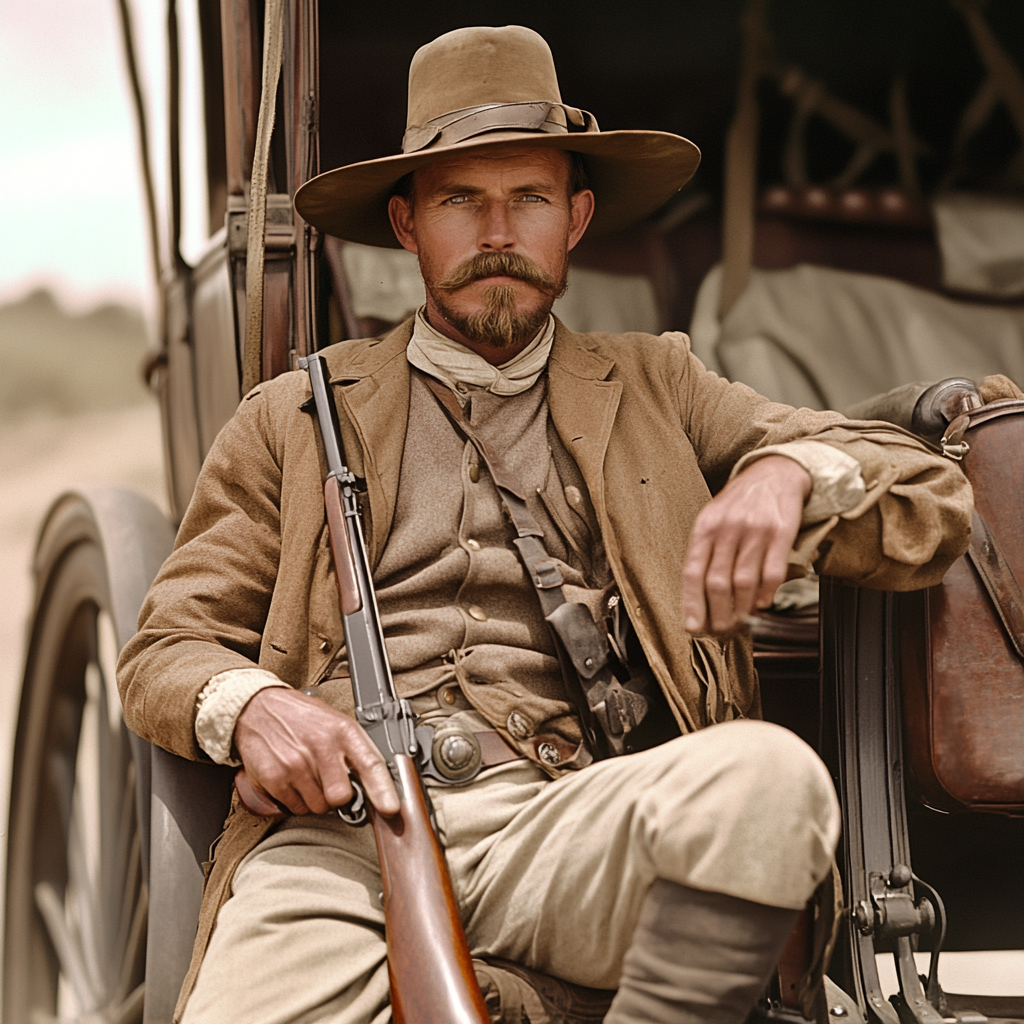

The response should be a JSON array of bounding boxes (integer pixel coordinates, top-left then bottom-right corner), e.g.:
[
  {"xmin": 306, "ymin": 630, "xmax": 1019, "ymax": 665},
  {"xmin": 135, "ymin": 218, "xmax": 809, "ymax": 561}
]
[{"xmin": 421, "ymin": 374, "xmax": 649, "ymax": 757}]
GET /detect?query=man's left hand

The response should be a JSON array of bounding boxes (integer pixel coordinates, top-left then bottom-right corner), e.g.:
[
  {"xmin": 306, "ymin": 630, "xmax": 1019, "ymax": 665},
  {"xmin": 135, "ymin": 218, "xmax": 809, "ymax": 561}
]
[{"xmin": 682, "ymin": 455, "xmax": 812, "ymax": 634}]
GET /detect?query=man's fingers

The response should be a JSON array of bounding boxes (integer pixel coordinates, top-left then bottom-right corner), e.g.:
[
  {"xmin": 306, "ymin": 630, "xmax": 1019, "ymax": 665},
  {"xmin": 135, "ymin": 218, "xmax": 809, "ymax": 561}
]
[
  {"xmin": 757, "ymin": 527, "xmax": 793, "ymax": 608},
  {"xmin": 703, "ymin": 524, "xmax": 743, "ymax": 632},
  {"xmin": 318, "ymin": 758, "xmax": 357, "ymax": 811},
  {"xmin": 731, "ymin": 529, "xmax": 770, "ymax": 622},
  {"xmin": 344, "ymin": 739, "xmax": 401, "ymax": 817},
  {"xmin": 682, "ymin": 526, "xmax": 714, "ymax": 632}
]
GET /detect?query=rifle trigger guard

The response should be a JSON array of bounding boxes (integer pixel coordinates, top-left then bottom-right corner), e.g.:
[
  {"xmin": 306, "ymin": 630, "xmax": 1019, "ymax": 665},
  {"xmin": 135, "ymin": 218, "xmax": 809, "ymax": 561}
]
[{"xmin": 337, "ymin": 779, "xmax": 369, "ymax": 827}]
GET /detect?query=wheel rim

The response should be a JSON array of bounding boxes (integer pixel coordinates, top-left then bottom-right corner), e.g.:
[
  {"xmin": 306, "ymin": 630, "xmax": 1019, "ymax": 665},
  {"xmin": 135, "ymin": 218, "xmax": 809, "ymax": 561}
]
[{"xmin": 6, "ymin": 541, "xmax": 146, "ymax": 1024}]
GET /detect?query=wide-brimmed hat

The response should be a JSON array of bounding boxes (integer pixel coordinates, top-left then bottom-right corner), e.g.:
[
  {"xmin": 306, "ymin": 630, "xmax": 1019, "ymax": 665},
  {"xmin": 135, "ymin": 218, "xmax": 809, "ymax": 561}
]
[{"xmin": 295, "ymin": 25, "xmax": 701, "ymax": 247}]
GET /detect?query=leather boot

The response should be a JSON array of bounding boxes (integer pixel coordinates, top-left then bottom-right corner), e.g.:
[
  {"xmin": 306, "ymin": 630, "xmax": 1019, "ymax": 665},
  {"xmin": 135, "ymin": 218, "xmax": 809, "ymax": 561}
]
[{"xmin": 605, "ymin": 879, "xmax": 799, "ymax": 1024}]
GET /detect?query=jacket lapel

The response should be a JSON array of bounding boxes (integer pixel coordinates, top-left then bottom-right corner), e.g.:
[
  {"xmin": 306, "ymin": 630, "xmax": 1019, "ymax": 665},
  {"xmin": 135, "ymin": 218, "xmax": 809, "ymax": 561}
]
[
  {"xmin": 319, "ymin": 318, "xmax": 622, "ymax": 566},
  {"xmin": 547, "ymin": 320, "xmax": 621, "ymax": 514},
  {"xmin": 325, "ymin": 320, "xmax": 413, "ymax": 566}
]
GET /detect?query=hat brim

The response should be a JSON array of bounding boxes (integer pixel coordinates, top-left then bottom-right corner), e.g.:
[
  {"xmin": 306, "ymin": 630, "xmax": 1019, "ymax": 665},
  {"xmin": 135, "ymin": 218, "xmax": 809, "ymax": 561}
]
[{"xmin": 294, "ymin": 129, "xmax": 701, "ymax": 248}]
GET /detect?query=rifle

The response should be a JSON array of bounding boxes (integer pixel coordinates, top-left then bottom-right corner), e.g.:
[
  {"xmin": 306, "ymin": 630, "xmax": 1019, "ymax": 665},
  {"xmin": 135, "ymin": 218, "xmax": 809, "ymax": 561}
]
[{"xmin": 235, "ymin": 351, "xmax": 489, "ymax": 1024}]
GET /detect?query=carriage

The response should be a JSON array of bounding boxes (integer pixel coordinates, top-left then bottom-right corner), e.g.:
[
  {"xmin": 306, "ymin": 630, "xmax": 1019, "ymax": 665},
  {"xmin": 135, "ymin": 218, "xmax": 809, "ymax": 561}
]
[{"xmin": 4, "ymin": 1, "xmax": 1023, "ymax": 1022}]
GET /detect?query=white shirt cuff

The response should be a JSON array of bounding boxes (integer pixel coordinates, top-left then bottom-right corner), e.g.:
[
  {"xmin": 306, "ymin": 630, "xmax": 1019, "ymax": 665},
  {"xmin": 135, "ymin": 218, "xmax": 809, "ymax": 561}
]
[
  {"xmin": 194, "ymin": 668, "xmax": 290, "ymax": 765},
  {"xmin": 731, "ymin": 440, "xmax": 866, "ymax": 525}
]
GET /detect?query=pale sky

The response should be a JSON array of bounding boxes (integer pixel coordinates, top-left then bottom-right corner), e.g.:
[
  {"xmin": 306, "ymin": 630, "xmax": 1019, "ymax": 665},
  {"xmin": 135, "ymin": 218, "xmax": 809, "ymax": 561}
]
[{"xmin": 0, "ymin": 0, "xmax": 207, "ymax": 313}]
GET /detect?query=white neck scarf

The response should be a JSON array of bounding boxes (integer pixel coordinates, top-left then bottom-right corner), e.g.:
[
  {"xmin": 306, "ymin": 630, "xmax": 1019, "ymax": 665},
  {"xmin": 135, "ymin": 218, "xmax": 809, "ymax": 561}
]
[{"xmin": 406, "ymin": 308, "xmax": 554, "ymax": 396}]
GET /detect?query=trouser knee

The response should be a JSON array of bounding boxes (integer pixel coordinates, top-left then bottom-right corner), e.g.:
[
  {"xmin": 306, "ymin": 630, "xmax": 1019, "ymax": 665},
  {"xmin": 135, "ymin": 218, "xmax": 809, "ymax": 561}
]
[{"xmin": 644, "ymin": 720, "xmax": 840, "ymax": 907}]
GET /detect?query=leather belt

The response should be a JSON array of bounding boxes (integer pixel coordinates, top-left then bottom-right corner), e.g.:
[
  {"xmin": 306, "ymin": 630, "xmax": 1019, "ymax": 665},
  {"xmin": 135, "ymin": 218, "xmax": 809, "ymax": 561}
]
[{"xmin": 476, "ymin": 729, "xmax": 522, "ymax": 767}]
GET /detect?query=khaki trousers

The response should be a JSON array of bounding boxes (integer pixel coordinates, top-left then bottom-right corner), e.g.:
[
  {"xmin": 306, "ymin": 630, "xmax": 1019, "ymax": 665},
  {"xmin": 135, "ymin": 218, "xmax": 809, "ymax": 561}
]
[{"xmin": 182, "ymin": 720, "xmax": 840, "ymax": 1024}]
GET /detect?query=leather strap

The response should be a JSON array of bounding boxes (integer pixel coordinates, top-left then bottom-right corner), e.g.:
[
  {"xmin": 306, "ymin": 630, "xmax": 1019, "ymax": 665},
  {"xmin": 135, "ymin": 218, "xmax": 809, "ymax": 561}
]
[
  {"xmin": 402, "ymin": 100, "xmax": 599, "ymax": 153},
  {"xmin": 475, "ymin": 730, "xmax": 522, "ymax": 767},
  {"xmin": 421, "ymin": 375, "xmax": 648, "ymax": 757},
  {"xmin": 966, "ymin": 509, "xmax": 1024, "ymax": 660}
]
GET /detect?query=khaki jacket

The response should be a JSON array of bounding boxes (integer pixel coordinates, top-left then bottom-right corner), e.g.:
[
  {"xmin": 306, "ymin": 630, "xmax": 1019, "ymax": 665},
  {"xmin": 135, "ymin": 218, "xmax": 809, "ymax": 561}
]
[{"xmin": 116, "ymin": 319, "xmax": 972, "ymax": 1014}]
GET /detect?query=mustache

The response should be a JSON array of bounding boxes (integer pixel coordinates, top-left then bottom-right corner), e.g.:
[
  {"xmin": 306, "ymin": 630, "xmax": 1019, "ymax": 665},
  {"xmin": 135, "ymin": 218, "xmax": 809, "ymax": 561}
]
[{"xmin": 435, "ymin": 251, "xmax": 560, "ymax": 293}]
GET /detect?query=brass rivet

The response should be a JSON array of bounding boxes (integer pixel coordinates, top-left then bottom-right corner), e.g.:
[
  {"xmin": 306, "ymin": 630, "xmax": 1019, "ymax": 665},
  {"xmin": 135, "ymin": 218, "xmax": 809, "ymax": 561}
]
[
  {"xmin": 467, "ymin": 604, "xmax": 488, "ymax": 622},
  {"xmin": 466, "ymin": 538, "xmax": 481, "ymax": 551},
  {"xmin": 469, "ymin": 464, "xmax": 480, "ymax": 483}
]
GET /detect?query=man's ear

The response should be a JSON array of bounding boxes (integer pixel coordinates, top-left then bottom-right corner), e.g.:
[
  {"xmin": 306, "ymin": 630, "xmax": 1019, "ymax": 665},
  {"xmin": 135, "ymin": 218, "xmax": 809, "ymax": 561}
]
[
  {"xmin": 388, "ymin": 194, "xmax": 419, "ymax": 254},
  {"xmin": 567, "ymin": 189, "xmax": 596, "ymax": 252}
]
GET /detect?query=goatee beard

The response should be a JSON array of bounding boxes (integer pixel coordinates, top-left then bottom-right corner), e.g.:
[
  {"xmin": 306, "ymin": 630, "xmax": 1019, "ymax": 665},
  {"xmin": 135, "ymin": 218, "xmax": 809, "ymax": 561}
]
[
  {"xmin": 435, "ymin": 285, "xmax": 551, "ymax": 349},
  {"xmin": 431, "ymin": 251, "xmax": 567, "ymax": 349}
]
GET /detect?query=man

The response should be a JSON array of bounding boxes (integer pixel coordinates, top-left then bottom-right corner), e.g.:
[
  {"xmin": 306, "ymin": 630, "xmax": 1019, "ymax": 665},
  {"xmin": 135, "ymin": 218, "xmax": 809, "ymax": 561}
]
[{"xmin": 118, "ymin": 25, "xmax": 972, "ymax": 1024}]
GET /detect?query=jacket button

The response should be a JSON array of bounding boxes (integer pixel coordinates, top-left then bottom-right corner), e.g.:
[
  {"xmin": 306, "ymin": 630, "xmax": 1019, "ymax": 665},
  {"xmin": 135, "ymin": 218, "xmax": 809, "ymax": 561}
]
[
  {"xmin": 564, "ymin": 484, "xmax": 582, "ymax": 508},
  {"xmin": 438, "ymin": 684, "xmax": 458, "ymax": 706},
  {"xmin": 318, "ymin": 639, "xmax": 330, "ymax": 652},
  {"xmin": 466, "ymin": 538, "xmax": 481, "ymax": 551},
  {"xmin": 469, "ymin": 464, "xmax": 480, "ymax": 483},
  {"xmin": 467, "ymin": 604, "xmax": 488, "ymax": 622},
  {"xmin": 507, "ymin": 711, "xmax": 531, "ymax": 740}
]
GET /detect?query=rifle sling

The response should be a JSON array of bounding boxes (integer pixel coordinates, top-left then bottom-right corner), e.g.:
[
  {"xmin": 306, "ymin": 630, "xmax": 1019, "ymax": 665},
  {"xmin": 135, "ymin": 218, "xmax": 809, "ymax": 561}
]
[
  {"xmin": 421, "ymin": 374, "xmax": 650, "ymax": 756},
  {"xmin": 966, "ymin": 509, "xmax": 1024, "ymax": 660}
]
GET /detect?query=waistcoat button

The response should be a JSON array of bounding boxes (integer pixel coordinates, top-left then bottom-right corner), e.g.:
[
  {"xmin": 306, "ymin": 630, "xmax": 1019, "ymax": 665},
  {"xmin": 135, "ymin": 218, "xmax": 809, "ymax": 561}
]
[
  {"xmin": 537, "ymin": 742, "xmax": 561, "ymax": 766},
  {"xmin": 507, "ymin": 711, "xmax": 531, "ymax": 740},
  {"xmin": 467, "ymin": 604, "xmax": 488, "ymax": 622}
]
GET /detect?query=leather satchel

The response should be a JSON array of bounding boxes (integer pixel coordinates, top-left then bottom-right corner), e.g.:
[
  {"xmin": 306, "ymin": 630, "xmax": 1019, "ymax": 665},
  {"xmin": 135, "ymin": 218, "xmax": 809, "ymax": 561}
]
[{"xmin": 899, "ymin": 399, "xmax": 1024, "ymax": 814}]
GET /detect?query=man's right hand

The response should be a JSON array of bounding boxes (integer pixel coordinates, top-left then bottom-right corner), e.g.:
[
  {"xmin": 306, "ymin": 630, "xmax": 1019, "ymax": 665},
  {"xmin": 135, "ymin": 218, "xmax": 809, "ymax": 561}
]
[{"xmin": 234, "ymin": 688, "xmax": 401, "ymax": 817}]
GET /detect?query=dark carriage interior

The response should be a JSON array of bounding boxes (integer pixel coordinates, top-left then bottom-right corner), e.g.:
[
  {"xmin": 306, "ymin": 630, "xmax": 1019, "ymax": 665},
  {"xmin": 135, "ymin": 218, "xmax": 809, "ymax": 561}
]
[
  {"xmin": 311, "ymin": 1, "xmax": 1024, "ymax": 957},
  {"xmin": 317, "ymin": 0, "xmax": 1024, "ymax": 329}
]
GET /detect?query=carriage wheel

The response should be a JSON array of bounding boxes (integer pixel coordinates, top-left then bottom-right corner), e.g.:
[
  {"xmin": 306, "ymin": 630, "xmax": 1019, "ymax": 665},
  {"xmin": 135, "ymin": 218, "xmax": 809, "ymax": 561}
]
[{"xmin": 3, "ymin": 493, "xmax": 165, "ymax": 1024}]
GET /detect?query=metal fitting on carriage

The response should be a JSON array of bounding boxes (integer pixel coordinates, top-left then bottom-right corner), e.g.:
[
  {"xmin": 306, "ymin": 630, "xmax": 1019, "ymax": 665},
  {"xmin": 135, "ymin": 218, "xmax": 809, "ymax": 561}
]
[{"xmin": 854, "ymin": 864, "xmax": 936, "ymax": 939}]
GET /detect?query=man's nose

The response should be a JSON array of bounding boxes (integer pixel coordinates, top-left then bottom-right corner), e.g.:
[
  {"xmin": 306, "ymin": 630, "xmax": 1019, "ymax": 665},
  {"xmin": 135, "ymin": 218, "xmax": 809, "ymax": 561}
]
[{"xmin": 478, "ymin": 201, "xmax": 515, "ymax": 251}]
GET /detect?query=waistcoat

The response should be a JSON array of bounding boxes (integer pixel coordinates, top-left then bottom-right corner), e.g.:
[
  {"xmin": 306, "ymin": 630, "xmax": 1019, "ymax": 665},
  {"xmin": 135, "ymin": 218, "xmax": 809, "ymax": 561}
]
[{"xmin": 325, "ymin": 370, "xmax": 613, "ymax": 771}]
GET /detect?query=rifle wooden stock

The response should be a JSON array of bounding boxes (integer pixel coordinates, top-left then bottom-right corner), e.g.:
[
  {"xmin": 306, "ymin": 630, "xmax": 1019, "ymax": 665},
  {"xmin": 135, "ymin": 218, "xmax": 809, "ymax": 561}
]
[
  {"xmin": 324, "ymin": 477, "xmax": 362, "ymax": 615},
  {"xmin": 373, "ymin": 754, "xmax": 489, "ymax": 1024}
]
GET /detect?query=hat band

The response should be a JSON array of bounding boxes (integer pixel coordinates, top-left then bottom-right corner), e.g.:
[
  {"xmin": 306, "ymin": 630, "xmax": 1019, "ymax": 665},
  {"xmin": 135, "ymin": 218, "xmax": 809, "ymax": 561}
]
[{"xmin": 402, "ymin": 101, "xmax": 600, "ymax": 154}]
